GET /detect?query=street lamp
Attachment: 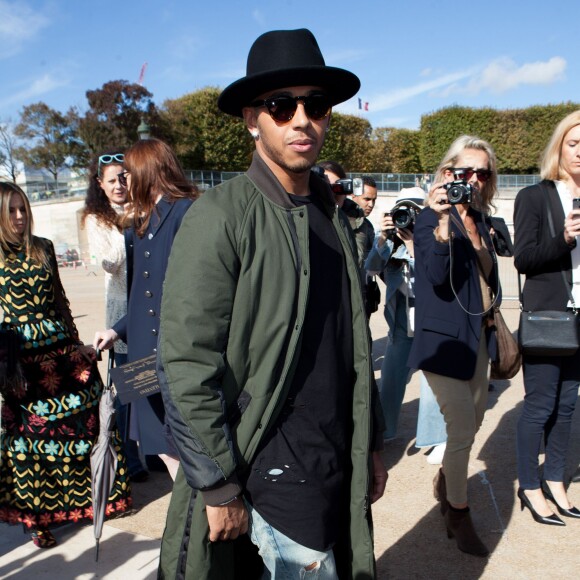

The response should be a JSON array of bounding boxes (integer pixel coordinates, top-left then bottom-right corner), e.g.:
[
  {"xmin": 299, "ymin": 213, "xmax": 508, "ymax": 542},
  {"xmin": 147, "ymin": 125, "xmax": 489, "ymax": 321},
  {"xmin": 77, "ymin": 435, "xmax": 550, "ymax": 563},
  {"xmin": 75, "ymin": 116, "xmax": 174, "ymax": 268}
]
[{"xmin": 137, "ymin": 117, "xmax": 151, "ymax": 140}]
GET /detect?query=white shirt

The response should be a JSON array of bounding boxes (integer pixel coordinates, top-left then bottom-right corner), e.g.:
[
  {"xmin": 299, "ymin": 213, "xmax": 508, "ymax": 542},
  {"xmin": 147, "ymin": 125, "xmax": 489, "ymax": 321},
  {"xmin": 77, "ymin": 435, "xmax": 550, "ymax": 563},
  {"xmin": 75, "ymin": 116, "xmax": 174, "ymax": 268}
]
[{"xmin": 555, "ymin": 181, "xmax": 580, "ymax": 306}]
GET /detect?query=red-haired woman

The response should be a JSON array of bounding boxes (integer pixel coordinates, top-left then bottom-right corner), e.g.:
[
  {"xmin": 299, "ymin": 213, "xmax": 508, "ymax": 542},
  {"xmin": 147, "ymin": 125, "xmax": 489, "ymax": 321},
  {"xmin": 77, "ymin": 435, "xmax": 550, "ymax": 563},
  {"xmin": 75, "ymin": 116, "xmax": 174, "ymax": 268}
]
[{"xmin": 93, "ymin": 139, "xmax": 198, "ymax": 480}]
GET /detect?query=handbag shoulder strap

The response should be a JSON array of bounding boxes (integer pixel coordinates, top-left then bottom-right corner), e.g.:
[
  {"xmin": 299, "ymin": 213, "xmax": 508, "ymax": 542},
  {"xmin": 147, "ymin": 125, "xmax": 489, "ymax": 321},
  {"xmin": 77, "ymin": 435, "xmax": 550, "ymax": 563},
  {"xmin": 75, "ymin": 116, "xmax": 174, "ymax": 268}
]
[{"xmin": 518, "ymin": 193, "xmax": 576, "ymax": 311}]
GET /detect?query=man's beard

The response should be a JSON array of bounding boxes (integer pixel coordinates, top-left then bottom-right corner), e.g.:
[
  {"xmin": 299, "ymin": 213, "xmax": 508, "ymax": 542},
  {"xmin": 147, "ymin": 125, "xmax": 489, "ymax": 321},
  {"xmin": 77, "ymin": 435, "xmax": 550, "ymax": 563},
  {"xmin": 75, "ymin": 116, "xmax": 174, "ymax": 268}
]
[{"xmin": 258, "ymin": 130, "xmax": 321, "ymax": 176}]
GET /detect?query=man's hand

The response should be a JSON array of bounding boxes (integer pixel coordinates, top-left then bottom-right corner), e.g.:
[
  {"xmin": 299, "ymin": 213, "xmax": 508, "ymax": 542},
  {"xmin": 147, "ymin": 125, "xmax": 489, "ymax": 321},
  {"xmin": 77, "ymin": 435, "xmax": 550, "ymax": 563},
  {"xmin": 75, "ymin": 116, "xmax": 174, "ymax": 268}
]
[
  {"xmin": 370, "ymin": 451, "xmax": 388, "ymax": 504},
  {"xmin": 206, "ymin": 497, "xmax": 249, "ymax": 542}
]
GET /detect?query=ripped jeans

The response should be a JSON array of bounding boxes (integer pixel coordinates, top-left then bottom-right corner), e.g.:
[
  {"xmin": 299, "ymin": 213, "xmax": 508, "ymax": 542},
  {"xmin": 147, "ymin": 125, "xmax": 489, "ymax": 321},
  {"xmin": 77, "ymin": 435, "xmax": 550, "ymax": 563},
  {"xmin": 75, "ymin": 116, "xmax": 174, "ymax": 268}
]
[{"xmin": 245, "ymin": 501, "xmax": 338, "ymax": 579}]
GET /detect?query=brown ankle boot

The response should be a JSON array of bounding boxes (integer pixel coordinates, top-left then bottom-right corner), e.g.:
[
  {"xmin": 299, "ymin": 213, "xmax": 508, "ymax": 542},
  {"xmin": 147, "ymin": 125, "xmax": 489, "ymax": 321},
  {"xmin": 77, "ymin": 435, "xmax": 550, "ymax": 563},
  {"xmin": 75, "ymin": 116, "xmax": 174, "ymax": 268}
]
[
  {"xmin": 444, "ymin": 507, "xmax": 489, "ymax": 557},
  {"xmin": 433, "ymin": 468, "xmax": 449, "ymax": 515}
]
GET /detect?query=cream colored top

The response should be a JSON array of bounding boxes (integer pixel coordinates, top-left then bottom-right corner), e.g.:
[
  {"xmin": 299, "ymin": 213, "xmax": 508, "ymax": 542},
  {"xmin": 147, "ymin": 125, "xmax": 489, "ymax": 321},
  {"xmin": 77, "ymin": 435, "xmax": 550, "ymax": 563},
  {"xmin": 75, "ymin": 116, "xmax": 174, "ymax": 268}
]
[{"xmin": 85, "ymin": 205, "xmax": 128, "ymax": 353}]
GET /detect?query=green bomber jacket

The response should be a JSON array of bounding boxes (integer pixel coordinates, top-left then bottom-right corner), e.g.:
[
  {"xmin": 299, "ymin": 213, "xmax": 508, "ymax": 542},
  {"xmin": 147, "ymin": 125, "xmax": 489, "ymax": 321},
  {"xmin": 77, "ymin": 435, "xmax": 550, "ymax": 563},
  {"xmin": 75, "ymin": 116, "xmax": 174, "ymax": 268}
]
[{"xmin": 157, "ymin": 151, "xmax": 383, "ymax": 580}]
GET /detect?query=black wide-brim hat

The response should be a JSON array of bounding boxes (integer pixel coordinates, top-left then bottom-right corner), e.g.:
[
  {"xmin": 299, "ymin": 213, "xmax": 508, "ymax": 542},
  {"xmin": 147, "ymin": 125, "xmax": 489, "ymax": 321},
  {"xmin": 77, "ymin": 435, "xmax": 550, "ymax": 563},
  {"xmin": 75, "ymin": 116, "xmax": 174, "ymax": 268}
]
[{"xmin": 218, "ymin": 28, "xmax": 361, "ymax": 118}]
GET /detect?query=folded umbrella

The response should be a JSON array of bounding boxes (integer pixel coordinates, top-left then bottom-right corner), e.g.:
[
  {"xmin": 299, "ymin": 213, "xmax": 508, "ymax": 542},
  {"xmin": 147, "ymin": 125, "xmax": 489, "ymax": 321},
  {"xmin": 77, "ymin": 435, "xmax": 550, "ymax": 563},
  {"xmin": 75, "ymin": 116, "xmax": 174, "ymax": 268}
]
[{"xmin": 90, "ymin": 349, "xmax": 117, "ymax": 561}]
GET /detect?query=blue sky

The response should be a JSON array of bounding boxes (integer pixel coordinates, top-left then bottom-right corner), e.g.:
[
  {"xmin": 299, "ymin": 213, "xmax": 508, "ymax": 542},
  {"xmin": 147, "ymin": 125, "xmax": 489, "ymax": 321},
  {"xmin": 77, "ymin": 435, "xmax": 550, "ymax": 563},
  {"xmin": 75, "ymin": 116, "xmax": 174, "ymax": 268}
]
[{"xmin": 0, "ymin": 0, "xmax": 578, "ymax": 131}]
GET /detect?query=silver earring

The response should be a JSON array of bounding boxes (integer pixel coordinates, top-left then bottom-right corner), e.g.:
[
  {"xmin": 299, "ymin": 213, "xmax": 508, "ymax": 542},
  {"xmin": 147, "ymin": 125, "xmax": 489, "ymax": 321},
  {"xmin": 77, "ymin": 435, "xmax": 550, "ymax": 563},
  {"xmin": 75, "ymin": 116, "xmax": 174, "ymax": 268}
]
[{"xmin": 251, "ymin": 130, "xmax": 259, "ymax": 139}]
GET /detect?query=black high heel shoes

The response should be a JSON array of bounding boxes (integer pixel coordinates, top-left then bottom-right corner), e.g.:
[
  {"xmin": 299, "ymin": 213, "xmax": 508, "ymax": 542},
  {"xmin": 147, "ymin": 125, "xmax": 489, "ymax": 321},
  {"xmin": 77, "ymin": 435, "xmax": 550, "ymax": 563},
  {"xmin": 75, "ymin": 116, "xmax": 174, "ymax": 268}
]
[
  {"xmin": 517, "ymin": 488, "xmax": 565, "ymax": 526},
  {"xmin": 541, "ymin": 481, "xmax": 580, "ymax": 519}
]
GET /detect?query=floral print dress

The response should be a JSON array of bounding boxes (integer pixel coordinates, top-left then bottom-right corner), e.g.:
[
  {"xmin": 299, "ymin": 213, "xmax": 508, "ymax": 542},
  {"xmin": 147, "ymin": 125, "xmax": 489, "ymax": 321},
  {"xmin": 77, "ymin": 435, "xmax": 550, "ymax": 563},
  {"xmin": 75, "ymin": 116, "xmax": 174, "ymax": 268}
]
[{"xmin": 0, "ymin": 238, "xmax": 131, "ymax": 529}]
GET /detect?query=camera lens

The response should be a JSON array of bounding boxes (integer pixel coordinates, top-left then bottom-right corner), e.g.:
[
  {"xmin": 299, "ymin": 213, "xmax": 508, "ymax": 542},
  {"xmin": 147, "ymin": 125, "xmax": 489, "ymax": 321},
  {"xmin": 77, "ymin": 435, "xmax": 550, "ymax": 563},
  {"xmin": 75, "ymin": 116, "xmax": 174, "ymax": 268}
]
[
  {"xmin": 446, "ymin": 185, "xmax": 465, "ymax": 203},
  {"xmin": 392, "ymin": 207, "xmax": 412, "ymax": 229},
  {"xmin": 444, "ymin": 181, "xmax": 472, "ymax": 205}
]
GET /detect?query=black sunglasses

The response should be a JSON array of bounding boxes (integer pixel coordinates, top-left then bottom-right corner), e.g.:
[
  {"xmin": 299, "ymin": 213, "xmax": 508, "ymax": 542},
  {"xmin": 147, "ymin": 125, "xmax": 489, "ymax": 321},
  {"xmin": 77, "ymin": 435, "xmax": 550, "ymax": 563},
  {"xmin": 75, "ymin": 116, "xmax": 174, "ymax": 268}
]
[
  {"xmin": 250, "ymin": 94, "xmax": 332, "ymax": 123},
  {"xmin": 117, "ymin": 171, "xmax": 129, "ymax": 187},
  {"xmin": 450, "ymin": 167, "xmax": 493, "ymax": 182}
]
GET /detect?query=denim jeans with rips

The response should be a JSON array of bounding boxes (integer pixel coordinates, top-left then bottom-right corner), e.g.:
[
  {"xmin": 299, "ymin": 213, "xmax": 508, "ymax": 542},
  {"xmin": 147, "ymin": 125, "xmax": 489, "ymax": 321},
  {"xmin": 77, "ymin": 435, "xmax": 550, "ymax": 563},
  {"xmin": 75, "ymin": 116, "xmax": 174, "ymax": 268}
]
[{"xmin": 245, "ymin": 500, "xmax": 338, "ymax": 579}]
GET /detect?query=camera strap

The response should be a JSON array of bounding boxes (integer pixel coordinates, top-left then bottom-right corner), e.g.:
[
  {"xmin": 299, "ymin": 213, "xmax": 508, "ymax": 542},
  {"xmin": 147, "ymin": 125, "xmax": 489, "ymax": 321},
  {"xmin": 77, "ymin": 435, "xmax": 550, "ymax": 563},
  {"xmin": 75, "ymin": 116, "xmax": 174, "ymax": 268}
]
[{"xmin": 448, "ymin": 211, "xmax": 499, "ymax": 316}]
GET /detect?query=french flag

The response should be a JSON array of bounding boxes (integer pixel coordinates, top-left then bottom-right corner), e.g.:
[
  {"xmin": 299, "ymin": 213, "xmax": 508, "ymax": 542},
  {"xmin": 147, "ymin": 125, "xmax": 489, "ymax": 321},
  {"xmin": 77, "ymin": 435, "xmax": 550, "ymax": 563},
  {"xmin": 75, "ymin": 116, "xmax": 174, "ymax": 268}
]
[{"xmin": 358, "ymin": 98, "xmax": 369, "ymax": 111}]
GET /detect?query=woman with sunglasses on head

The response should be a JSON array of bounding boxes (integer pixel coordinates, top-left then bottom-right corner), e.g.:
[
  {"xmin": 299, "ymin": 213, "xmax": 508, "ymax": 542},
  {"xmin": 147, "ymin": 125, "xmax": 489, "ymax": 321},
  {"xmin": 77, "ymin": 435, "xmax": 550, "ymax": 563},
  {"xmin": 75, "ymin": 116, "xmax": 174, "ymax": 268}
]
[
  {"xmin": 408, "ymin": 135, "xmax": 501, "ymax": 557},
  {"xmin": 513, "ymin": 110, "xmax": 580, "ymax": 526},
  {"xmin": 0, "ymin": 182, "xmax": 131, "ymax": 548},
  {"xmin": 93, "ymin": 139, "xmax": 198, "ymax": 480},
  {"xmin": 82, "ymin": 151, "xmax": 148, "ymax": 482}
]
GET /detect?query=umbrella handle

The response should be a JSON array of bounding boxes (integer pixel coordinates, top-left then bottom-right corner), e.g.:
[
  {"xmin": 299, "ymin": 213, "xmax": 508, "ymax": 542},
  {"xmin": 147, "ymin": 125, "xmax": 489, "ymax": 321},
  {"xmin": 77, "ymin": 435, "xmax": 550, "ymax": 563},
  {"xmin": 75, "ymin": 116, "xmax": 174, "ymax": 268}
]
[{"xmin": 106, "ymin": 348, "xmax": 115, "ymax": 388}]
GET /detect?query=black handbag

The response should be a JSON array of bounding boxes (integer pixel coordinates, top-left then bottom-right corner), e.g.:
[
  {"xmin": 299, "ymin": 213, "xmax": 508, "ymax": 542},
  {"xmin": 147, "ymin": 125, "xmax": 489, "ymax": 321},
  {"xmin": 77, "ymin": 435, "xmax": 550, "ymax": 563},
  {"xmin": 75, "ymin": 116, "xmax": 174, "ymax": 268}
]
[
  {"xmin": 517, "ymin": 199, "xmax": 580, "ymax": 357},
  {"xmin": 518, "ymin": 309, "xmax": 579, "ymax": 356}
]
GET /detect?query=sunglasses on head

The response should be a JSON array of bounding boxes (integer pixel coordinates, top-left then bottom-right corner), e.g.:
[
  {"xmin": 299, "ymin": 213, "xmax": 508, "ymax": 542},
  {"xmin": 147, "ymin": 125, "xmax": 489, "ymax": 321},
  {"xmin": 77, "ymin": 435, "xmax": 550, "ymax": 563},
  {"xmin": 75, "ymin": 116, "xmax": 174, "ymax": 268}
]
[
  {"xmin": 98, "ymin": 154, "xmax": 124, "ymax": 165},
  {"xmin": 450, "ymin": 167, "xmax": 492, "ymax": 182},
  {"xmin": 250, "ymin": 93, "xmax": 332, "ymax": 123},
  {"xmin": 117, "ymin": 171, "xmax": 129, "ymax": 187}
]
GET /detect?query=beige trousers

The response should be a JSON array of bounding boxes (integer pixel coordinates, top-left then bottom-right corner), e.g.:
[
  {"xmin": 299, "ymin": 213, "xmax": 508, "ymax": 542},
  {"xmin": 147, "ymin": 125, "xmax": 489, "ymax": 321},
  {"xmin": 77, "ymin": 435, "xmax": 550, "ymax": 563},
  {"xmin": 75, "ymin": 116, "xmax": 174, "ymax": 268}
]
[{"xmin": 424, "ymin": 327, "xmax": 490, "ymax": 505}]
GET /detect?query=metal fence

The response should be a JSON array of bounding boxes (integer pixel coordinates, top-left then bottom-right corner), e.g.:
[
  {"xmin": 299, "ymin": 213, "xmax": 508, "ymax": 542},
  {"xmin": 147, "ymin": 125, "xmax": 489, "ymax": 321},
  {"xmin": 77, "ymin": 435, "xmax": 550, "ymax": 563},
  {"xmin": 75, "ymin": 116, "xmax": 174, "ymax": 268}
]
[
  {"xmin": 184, "ymin": 171, "xmax": 541, "ymax": 193},
  {"xmin": 25, "ymin": 171, "xmax": 542, "ymax": 202}
]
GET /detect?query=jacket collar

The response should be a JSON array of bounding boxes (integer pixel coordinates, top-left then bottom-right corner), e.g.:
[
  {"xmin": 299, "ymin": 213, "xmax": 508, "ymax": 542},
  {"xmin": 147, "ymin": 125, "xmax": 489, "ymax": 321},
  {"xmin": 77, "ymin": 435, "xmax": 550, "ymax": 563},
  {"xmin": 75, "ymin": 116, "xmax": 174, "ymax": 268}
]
[
  {"xmin": 246, "ymin": 150, "xmax": 336, "ymax": 216},
  {"xmin": 540, "ymin": 179, "xmax": 566, "ymax": 225},
  {"xmin": 148, "ymin": 196, "xmax": 175, "ymax": 237}
]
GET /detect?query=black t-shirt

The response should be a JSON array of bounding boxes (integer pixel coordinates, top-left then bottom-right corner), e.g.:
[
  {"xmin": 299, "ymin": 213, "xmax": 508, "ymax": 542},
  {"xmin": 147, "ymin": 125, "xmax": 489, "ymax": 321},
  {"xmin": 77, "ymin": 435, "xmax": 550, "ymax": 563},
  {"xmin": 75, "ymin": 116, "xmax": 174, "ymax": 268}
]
[{"xmin": 245, "ymin": 193, "xmax": 354, "ymax": 551}]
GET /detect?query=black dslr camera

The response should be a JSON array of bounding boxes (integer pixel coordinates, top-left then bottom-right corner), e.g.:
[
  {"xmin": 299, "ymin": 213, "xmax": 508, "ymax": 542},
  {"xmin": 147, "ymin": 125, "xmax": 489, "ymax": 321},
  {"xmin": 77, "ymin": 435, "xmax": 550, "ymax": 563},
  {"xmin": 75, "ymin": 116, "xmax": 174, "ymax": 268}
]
[
  {"xmin": 391, "ymin": 204, "xmax": 420, "ymax": 230},
  {"xmin": 443, "ymin": 180, "xmax": 473, "ymax": 205},
  {"xmin": 330, "ymin": 177, "xmax": 364, "ymax": 197},
  {"xmin": 311, "ymin": 166, "xmax": 364, "ymax": 196}
]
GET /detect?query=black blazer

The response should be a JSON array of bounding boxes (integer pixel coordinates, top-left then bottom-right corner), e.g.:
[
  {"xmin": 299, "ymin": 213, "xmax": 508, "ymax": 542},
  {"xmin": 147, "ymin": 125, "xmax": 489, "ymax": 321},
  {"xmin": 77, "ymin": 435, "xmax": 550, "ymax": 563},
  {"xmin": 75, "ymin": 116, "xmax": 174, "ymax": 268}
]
[
  {"xmin": 407, "ymin": 206, "xmax": 501, "ymax": 381},
  {"xmin": 513, "ymin": 180, "xmax": 573, "ymax": 311}
]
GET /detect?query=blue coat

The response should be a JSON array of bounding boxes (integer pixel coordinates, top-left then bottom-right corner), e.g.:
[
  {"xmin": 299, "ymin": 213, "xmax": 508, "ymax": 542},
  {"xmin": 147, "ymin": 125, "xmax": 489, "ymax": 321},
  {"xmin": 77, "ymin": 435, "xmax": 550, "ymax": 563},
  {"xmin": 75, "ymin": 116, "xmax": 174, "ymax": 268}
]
[
  {"xmin": 113, "ymin": 196, "xmax": 194, "ymax": 454},
  {"xmin": 407, "ymin": 206, "xmax": 501, "ymax": 381}
]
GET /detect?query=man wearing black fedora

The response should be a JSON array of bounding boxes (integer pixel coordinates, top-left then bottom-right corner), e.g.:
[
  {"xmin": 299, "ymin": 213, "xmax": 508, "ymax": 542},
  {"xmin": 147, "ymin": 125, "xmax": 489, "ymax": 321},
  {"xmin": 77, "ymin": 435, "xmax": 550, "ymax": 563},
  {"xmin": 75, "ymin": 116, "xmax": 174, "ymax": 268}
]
[{"xmin": 158, "ymin": 28, "xmax": 387, "ymax": 579}]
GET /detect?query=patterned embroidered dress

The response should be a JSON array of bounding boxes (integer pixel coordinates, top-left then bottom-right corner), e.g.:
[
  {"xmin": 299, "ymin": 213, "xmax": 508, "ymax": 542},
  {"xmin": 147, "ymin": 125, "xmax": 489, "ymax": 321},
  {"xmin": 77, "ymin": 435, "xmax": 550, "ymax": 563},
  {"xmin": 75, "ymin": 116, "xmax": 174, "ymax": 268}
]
[{"xmin": 0, "ymin": 239, "xmax": 131, "ymax": 529}]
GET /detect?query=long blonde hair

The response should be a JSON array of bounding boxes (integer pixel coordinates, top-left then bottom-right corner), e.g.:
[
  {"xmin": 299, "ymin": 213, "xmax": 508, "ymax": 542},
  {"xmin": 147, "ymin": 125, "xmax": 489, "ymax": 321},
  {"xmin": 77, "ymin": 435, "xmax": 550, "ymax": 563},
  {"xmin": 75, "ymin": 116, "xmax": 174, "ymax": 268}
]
[
  {"xmin": 0, "ymin": 182, "xmax": 50, "ymax": 268},
  {"xmin": 540, "ymin": 110, "xmax": 580, "ymax": 181}
]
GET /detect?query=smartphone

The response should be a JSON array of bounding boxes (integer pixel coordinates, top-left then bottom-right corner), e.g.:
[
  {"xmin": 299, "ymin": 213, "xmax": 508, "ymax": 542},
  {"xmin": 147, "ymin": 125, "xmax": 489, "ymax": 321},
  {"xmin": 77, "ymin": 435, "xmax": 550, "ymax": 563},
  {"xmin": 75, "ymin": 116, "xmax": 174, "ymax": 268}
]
[{"xmin": 574, "ymin": 198, "xmax": 580, "ymax": 211}]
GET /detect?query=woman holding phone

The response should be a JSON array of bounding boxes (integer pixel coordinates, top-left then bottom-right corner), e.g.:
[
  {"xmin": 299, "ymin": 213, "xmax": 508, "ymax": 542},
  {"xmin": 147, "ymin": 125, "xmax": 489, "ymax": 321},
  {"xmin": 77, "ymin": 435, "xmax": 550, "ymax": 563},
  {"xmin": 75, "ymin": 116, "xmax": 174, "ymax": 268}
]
[{"xmin": 513, "ymin": 110, "xmax": 580, "ymax": 525}]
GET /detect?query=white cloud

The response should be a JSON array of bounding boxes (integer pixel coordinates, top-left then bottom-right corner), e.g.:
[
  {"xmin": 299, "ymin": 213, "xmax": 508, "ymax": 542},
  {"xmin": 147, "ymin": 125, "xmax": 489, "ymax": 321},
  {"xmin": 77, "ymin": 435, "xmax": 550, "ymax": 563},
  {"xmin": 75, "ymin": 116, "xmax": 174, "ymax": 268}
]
[
  {"xmin": 325, "ymin": 48, "xmax": 369, "ymax": 66},
  {"xmin": 465, "ymin": 56, "xmax": 566, "ymax": 94},
  {"xmin": 252, "ymin": 9, "xmax": 266, "ymax": 27},
  {"xmin": 166, "ymin": 34, "xmax": 203, "ymax": 61},
  {"xmin": 337, "ymin": 55, "xmax": 567, "ymax": 121},
  {"xmin": 0, "ymin": 74, "xmax": 69, "ymax": 111},
  {"xmin": 0, "ymin": 0, "xmax": 50, "ymax": 59},
  {"xmin": 336, "ymin": 68, "xmax": 475, "ymax": 116}
]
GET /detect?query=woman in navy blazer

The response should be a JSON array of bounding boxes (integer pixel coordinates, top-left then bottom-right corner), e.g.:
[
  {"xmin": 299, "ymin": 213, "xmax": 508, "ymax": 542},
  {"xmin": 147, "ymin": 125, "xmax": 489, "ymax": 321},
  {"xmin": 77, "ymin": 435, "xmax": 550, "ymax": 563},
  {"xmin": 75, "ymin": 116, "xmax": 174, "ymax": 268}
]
[
  {"xmin": 514, "ymin": 110, "xmax": 580, "ymax": 525},
  {"xmin": 408, "ymin": 135, "xmax": 501, "ymax": 557},
  {"xmin": 94, "ymin": 139, "xmax": 198, "ymax": 480}
]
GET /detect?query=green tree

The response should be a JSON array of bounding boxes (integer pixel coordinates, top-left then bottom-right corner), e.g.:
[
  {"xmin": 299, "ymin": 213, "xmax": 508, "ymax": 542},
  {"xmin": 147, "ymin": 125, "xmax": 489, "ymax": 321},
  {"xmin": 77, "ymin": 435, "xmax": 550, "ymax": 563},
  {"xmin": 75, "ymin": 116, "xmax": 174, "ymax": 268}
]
[
  {"xmin": 367, "ymin": 127, "xmax": 392, "ymax": 173},
  {"xmin": 161, "ymin": 87, "xmax": 252, "ymax": 171},
  {"xmin": 319, "ymin": 113, "xmax": 373, "ymax": 171},
  {"xmin": 379, "ymin": 127, "xmax": 422, "ymax": 173},
  {"xmin": 15, "ymin": 103, "xmax": 82, "ymax": 185},
  {"xmin": 77, "ymin": 80, "xmax": 162, "ymax": 154}
]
